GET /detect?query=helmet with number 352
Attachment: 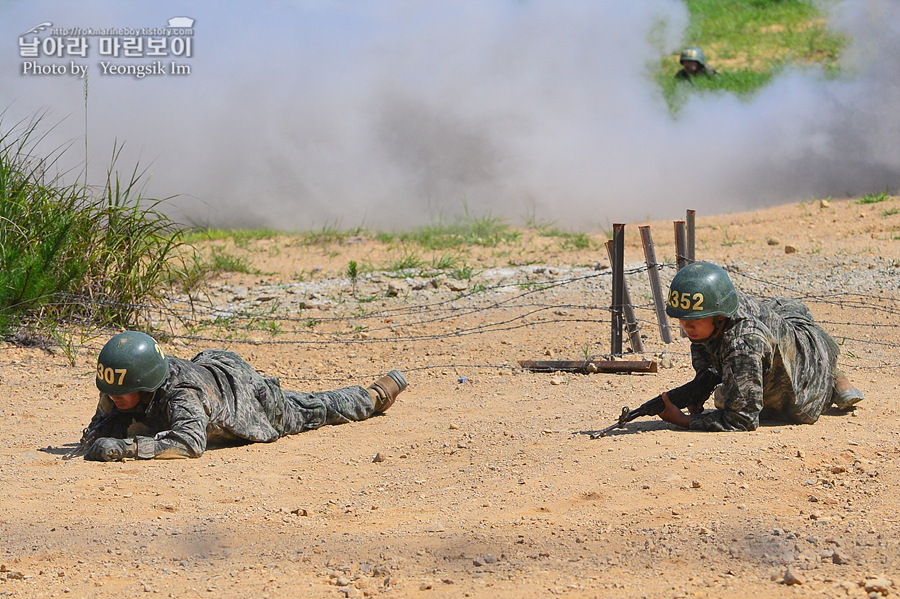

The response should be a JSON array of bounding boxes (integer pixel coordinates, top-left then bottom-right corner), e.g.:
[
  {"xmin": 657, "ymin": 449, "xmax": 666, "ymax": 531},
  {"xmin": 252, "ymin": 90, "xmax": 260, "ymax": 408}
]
[
  {"xmin": 96, "ymin": 331, "xmax": 168, "ymax": 395},
  {"xmin": 666, "ymin": 262, "xmax": 739, "ymax": 320}
]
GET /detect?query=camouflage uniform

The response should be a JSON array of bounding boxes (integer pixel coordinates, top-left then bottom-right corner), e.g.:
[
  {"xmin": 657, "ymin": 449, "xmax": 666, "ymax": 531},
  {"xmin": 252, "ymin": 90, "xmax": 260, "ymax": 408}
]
[
  {"xmin": 86, "ymin": 350, "xmax": 376, "ymax": 459},
  {"xmin": 675, "ymin": 64, "xmax": 718, "ymax": 83},
  {"xmin": 688, "ymin": 291, "xmax": 839, "ymax": 432}
]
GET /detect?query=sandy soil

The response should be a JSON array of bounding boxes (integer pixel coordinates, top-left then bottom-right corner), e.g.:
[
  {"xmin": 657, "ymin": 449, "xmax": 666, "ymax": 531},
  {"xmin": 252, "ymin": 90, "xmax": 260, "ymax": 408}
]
[{"xmin": 2, "ymin": 197, "xmax": 899, "ymax": 599}]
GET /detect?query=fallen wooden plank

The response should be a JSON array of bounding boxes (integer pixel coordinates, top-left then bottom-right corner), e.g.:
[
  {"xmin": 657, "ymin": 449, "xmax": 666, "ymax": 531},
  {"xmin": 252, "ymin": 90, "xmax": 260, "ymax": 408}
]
[{"xmin": 518, "ymin": 359, "xmax": 658, "ymax": 374}]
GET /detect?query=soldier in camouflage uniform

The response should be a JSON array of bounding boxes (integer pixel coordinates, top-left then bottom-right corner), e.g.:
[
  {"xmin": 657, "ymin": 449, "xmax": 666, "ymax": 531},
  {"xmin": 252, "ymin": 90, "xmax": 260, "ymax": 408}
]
[
  {"xmin": 82, "ymin": 331, "xmax": 407, "ymax": 461},
  {"xmin": 675, "ymin": 46, "xmax": 718, "ymax": 83},
  {"xmin": 657, "ymin": 262, "xmax": 864, "ymax": 432}
]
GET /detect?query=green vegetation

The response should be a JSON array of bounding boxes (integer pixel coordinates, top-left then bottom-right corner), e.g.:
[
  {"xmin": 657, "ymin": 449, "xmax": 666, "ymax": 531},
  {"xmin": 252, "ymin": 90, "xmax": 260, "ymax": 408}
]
[
  {"xmin": 655, "ymin": 0, "xmax": 848, "ymax": 113},
  {"xmin": 539, "ymin": 228, "xmax": 599, "ymax": 251},
  {"xmin": 376, "ymin": 213, "xmax": 520, "ymax": 250},
  {"xmin": 0, "ymin": 115, "xmax": 193, "ymax": 349},
  {"xmin": 206, "ymin": 247, "xmax": 256, "ymax": 274},
  {"xmin": 857, "ymin": 192, "xmax": 890, "ymax": 205}
]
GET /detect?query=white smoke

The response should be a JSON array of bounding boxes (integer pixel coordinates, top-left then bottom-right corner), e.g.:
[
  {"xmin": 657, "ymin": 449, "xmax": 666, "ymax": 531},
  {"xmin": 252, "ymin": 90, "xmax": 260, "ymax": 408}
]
[{"xmin": 0, "ymin": 0, "xmax": 897, "ymax": 229}]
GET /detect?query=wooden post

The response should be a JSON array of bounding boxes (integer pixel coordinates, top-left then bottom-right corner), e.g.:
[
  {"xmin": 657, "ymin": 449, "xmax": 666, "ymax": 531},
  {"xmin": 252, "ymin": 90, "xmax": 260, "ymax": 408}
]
[
  {"xmin": 639, "ymin": 226, "xmax": 672, "ymax": 344},
  {"xmin": 686, "ymin": 209, "xmax": 696, "ymax": 263},
  {"xmin": 674, "ymin": 220, "xmax": 688, "ymax": 271},
  {"xmin": 610, "ymin": 224, "xmax": 625, "ymax": 355},
  {"xmin": 605, "ymin": 240, "xmax": 644, "ymax": 353}
]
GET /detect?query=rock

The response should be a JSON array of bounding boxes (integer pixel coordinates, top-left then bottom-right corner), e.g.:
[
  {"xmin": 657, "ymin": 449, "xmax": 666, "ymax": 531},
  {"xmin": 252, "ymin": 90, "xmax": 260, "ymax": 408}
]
[
  {"xmin": 483, "ymin": 554, "xmax": 499, "ymax": 564},
  {"xmin": 446, "ymin": 280, "xmax": 468, "ymax": 292},
  {"xmin": 783, "ymin": 566, "xmax": 805, "ymax": 585},
  {"xmin": 784, "ymin": 245, "xmax": 797, "ymax": 254},
  {"xmin": 820, "ymin": 199, "xmax": 830, "ymax": 207},
  {"xmin": 767, "ymin": 238, "xmax": 780, "ymax": 246},
  {"xmin": 831, "ymin": 549, "xmax": 852, "ymax": 565},
  {"xmin": 691, "ymin": 480, "xmax": 702, "ymax": 488},
  {"xmin": 372, "ymin": 565, "xmax": 391, "ymax": 577},
  {"xmin": 425, "ymin": 523, "xmax": 445, "ymax": 533},
  {"xmin": 372, "ymin": 453, "xmax": 385, "ymax": 463},
  {"xmin": 386, "ymin": 282, "xmax": 404, "ymax": 297},
  {"xmin": 864, "ymin": 577, "xmax": 892, "ymax": 594}
]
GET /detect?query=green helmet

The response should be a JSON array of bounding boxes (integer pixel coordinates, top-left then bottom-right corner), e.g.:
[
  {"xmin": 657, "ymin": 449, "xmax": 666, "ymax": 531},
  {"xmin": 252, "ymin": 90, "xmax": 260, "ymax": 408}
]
[
  {"xmin": 666, "ymin": 262, "xmax": 738, "ymax": 320},
  {"xmin": 96, "ymin": 331, "xmax": 168, "ymax": 395},
  {"xmin": 680, "ymin": 46, "xmax": 707, "ymax": 66}
]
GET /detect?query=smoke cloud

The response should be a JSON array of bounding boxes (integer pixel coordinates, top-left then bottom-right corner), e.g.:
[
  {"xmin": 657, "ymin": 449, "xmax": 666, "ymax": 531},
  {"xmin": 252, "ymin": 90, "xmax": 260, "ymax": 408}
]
[{"xmin": 1, "ymin": 0, "xmax": 898, "ymax": 229}]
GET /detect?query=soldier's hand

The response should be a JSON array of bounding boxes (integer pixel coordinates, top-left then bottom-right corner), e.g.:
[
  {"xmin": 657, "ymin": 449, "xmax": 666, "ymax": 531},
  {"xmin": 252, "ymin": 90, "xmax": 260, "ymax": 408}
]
[
  {"xmin": 85, "ymin": 437, "xmax": 137, "ymax": 462},
  {"xmin": 659, "ymin": 392, "xmax": 690, "ymax": 429}
]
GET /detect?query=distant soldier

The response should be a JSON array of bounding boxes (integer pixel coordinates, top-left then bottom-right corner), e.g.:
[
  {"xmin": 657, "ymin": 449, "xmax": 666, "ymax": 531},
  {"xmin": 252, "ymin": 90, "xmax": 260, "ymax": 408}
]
[
  {"xmin": 80, "ymin": 331, "xmax": 407, "ymax": 461},
  {"xmin": 658, "ymin": 262, "xmax": 864, "ymax": 432},
  {"xmin": 675, "ymin": 46, "xmax": 718, "ymax": 83}
]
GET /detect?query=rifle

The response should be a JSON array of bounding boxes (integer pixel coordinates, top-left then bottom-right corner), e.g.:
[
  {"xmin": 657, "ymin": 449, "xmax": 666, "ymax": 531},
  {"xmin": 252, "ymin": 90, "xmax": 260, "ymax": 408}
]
[
  {"xmin": 590, "ymin": 367, "xmax": 722, "ymax": 438},
  {"xmin": 62, "ymin": 412, "xmax": 118, "ymax": 460}
]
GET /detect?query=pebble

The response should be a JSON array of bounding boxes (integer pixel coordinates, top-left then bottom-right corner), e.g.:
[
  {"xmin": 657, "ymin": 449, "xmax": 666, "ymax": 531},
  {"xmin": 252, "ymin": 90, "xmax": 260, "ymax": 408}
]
[
  {"xmin": 784, "ymin": 246, "xmax": 797, "ymax": 254},
  {"xmin": 372, "ymin": 453, "xmax": 385, "ymax": 463}
]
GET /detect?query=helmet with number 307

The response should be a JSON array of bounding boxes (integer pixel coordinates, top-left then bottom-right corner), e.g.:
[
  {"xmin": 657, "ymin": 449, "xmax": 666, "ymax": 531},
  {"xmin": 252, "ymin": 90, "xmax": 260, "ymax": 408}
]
[
  {"xmin": 96, "ymin": 331, "xmax": 168, "ymax": 395},
  {"xmin": 666, "ymin": 262, "xmax": 738, "ymax": 320}
]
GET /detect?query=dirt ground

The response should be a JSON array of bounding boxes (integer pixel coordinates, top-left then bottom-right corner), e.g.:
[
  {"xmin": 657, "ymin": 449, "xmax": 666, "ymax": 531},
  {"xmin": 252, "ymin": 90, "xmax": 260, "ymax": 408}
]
[{"xmin": 2, "ymin": 197, "xmax": 899, "ymax": 599}]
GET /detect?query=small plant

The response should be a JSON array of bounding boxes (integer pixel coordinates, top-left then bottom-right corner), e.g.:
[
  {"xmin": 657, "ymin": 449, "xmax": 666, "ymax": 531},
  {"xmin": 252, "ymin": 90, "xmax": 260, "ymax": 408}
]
[
  {"xmin": 580, "ymin": 342, "xmax": 592, "ymax": 360},
  {"xmin": 207, "ymin": 248, "xmax": 255, "ymax": 274},
  {"xmin": 858, "ymin": 192, "xmax": 890, "ymax": 205},
  {"xmin": 451, "ymin": 265, "xmax": 477, "ymax": 280},
  {"xmin": 881, "ymin": 207, "xmax": 900, "ymax": 217},
  {"xmin": 386, "ymin": 249, "xmax": 425, "ymax": 273},
  {"xmin": 718, "ymin": 226, "xmax": 742, "ymax": 247},
  {"xmin": 347, "ymin": 260, "xmax": 359, "ymax": 295}
]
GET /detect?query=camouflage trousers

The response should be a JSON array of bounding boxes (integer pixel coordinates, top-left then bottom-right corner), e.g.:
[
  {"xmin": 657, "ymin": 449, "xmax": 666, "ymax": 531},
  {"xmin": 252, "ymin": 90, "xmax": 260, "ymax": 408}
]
[{"xmin": 279, "ymin": 385, "xmax": 376, "ymax": 435}]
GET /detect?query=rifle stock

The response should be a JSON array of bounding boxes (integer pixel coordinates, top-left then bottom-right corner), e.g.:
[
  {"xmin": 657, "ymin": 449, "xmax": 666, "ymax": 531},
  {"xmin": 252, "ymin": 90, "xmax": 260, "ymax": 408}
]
[{"xmin": 590, "ymin": 367, "xmax": 721, "ymax": 438}]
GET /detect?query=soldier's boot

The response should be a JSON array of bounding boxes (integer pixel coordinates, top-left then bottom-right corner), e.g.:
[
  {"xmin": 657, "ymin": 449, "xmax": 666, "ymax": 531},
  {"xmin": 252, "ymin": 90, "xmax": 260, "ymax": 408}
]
[
  {"xmin": 367, "ymin": 370, "xmax": 408, "ymax": 413},
  {"xmin": 832, "ymin": 368, "xmax": 864, "ymax": 410}
]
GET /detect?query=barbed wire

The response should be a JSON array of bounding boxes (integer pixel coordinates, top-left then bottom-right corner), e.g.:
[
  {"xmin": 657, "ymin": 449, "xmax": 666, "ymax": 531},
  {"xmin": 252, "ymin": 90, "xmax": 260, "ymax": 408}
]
[{"xmin": 9, "ymin": 256, "xmax": 899, "ymax": 380}]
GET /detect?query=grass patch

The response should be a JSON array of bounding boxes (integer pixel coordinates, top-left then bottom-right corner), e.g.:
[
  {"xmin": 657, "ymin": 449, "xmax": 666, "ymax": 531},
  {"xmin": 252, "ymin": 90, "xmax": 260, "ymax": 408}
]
[
  {"xmin": 654, "ymin": 0, "xmax": 848, "ymax": 113},
  {"xmin": 206, "ymin": 247, "xmax": 256, "ymax": 274},
  {"xmin": 0, "ymin": 114, "xmax": 195, "ymax": 348},
  {"xmin": 857, "ymin": 192, "xmax": 890, "ymax": 205},
  {"xmin": 539, "ymin": 228, "xmax": 598, "ymax": 251},
  {"xmin": 381, "ymin": 213, "xmax": 520, "ymax": 250},
  {"xmin": 185, "ymin": 228, "xmax": 281, "ymax": 244},
  {"xmin": 300, "ymin": 224, "xmax": 363, "ymax": 246}
]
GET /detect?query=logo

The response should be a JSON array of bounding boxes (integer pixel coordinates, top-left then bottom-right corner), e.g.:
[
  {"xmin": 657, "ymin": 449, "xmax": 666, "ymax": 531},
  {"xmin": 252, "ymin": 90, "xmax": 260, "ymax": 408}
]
[
  {"xmin": 18, "ymin": 17, "xmax": 195, "ymax": 80},
  {"xmin": 167, "ymin": 17, "xmax": 194, "ymax": 28}
]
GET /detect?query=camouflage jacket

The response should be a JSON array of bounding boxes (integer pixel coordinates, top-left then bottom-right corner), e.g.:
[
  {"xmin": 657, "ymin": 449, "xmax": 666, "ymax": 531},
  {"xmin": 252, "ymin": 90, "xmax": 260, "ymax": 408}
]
[
  {"xmin": 86, "ymin": 350, "xmax": 370, "ymax": 459},
  {"xmin": 688, "ymin": 292, "xmax": 838, "ymax": 432}
]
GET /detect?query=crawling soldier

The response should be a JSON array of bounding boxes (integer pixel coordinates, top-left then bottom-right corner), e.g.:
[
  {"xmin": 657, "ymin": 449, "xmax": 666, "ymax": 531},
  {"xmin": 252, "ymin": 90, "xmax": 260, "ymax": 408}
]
[
  {"xmin": 658, "ymin": 262, "xmax": 864, "ymax": 432},
  {"xmin": 81, "ymin": 331, "xmax": 407, "ymax": 461}
]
